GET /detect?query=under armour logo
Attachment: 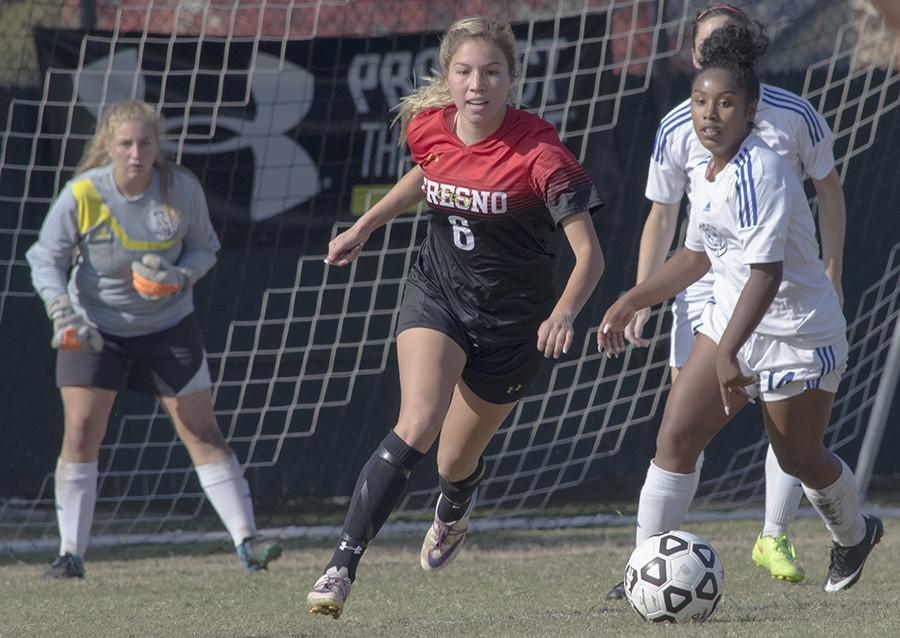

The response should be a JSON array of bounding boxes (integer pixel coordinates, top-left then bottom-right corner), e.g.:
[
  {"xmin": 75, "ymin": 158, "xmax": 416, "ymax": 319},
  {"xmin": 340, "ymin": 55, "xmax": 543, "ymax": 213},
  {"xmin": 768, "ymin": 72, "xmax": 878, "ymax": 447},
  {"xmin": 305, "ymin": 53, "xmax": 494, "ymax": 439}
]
[
  {"xmin": 74, "ymin": 48, "xmax": 320, "ymax": 222},
  {"xmin": 338, "ymin": 541, "xmax": 364, "ymax": 555}
]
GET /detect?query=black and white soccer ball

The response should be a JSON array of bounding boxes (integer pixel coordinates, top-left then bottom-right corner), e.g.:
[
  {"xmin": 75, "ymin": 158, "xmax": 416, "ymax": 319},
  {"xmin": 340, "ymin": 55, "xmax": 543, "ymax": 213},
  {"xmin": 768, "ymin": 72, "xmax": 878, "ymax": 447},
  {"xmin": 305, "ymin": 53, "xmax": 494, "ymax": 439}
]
[{"xmin": 624, "ymin": 530, "xmax": 724, "ymax": 623}]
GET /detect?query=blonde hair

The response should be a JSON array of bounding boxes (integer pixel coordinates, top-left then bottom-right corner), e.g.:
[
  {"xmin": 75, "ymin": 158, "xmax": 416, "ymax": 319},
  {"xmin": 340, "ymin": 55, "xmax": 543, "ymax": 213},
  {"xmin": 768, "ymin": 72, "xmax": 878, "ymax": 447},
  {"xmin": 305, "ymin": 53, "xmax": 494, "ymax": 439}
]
[
  {"xmin": 76, "ymin": 99, "xmax": 179, "ymax": 224},
  {"xmin": 394, "ymin": 16, "xmax": 518, "ymax": 144}
]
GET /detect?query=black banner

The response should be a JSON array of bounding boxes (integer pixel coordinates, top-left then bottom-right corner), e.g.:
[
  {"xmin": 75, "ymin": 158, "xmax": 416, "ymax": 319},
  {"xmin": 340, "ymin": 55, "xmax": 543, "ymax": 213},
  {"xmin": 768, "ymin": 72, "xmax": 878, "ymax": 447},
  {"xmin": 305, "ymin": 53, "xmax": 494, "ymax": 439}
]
[{"xmin": 35, "ymin": 15, "xmax": 609, "ymax": 240}]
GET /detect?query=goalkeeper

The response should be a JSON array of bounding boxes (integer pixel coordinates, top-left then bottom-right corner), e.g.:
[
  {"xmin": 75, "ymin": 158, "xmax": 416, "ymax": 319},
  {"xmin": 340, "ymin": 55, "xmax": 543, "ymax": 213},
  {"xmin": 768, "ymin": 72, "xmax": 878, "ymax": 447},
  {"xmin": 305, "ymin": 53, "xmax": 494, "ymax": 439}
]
[{"xmin": 25, "ymin": 99, "xmax": 280, "ymax": 578}]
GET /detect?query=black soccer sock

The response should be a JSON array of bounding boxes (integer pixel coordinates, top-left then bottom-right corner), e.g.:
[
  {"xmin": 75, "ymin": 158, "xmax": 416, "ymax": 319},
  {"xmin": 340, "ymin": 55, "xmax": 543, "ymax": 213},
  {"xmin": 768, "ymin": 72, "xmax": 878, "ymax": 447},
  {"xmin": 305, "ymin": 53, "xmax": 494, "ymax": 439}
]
[
  {"xmin": 436, "ymin": 457, "xmax": 486, "ymax": 523},
  {"xmin": 327, "ymin": 431, "xmax": 424, "ymax": 581}
]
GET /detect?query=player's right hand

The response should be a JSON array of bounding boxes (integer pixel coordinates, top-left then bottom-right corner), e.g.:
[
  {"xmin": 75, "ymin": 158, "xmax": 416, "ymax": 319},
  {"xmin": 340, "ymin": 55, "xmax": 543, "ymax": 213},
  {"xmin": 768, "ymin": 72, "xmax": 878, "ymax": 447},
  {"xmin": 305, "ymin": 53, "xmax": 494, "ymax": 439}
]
[
  {"xmin": 47, "ymin": 295, "xmax": 104, "ymax": 352},
  {"xmin": 715, "ymin": 350, "xmax": 755, "ymax": 417},
  {"xmin": 324, "ymin": 229, "xmax": 365, "ymax": 266},
  {"xmin": 624, "ymin": 306, "xmax": 652, "ymax": 348},
  {"xmin": 597, "ymin": 296, "xmax": 636, "ymax": 358}
]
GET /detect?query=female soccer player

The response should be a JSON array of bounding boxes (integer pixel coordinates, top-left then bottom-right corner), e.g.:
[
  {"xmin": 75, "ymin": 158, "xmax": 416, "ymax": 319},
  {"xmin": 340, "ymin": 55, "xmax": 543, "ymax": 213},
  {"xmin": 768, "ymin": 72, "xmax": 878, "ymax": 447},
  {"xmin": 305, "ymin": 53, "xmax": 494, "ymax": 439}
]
[
  {"xmin": 306, "ymin": 16, "xmax": 605, "ymax": 619},
  {"xmin": 26, "ymin": 100, "xmax": 280, "ymax": 578},
  {"xmin": 598, "ymin": 24, "xmax": 881, "ymax": 595},
  {"xmin": 605, "ymin": 4, "xmax": 848, "ymax": 598}
]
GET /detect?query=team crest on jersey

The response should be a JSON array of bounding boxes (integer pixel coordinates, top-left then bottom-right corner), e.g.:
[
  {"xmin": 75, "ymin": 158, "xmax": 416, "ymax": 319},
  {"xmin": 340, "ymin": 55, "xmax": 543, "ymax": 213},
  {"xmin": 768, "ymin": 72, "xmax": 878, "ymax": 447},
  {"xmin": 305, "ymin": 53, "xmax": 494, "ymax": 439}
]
[
  {"xmin": 149, "ymin": 207, "xmax": 179, "ymax": 241},
  {"xmin": 699, "ymin": 222, "xmax": 727, "ymax": 257}
]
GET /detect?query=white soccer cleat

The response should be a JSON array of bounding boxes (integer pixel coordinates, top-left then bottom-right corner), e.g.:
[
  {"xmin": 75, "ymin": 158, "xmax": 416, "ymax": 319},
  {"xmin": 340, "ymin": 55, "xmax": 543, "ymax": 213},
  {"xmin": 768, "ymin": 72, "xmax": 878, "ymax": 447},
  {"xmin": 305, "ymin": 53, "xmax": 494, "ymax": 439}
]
[
  {"xmin": 307, "ymin": 566, "xmax": 352, "ymax": 619},
  {"xmin": 420, "ymin": 494, "xmax": 475, "ymax": 572}
]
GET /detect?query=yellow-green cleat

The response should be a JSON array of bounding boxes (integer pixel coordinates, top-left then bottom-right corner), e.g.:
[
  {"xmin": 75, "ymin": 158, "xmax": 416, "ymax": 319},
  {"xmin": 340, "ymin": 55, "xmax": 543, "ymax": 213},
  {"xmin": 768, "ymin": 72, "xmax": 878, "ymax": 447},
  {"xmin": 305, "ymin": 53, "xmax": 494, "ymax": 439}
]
[{"xmin": 752, "ymin": 534, "xmax": 805, "ymax": 582}]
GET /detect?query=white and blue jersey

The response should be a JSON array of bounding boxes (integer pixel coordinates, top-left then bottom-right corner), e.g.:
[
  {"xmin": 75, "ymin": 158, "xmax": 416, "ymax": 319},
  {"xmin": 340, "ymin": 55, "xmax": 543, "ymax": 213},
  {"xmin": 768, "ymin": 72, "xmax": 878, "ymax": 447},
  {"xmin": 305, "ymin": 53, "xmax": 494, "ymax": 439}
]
[
  {"xmin": 645, "ymin": 83, "xmax": 836, "ymax": 366},
  {"xmin": 684, "ymin": 134, "xmax": 845, "ymax": 346}
]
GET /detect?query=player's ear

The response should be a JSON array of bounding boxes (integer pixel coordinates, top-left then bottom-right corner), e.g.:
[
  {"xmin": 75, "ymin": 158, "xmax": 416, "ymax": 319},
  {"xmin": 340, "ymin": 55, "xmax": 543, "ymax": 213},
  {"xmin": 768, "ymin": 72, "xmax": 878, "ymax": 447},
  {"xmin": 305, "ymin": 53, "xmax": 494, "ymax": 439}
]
[{"xmin": 746, "ymin": 99, "xmax": 758, "ymax": 123}]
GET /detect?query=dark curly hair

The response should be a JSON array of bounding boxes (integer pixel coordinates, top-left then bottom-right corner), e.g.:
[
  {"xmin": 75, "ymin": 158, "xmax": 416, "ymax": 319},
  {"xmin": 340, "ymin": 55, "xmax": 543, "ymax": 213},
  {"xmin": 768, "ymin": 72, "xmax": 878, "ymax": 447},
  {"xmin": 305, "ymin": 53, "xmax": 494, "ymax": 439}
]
[{"xmin": 696, "ymin": 22, "xmax": 770, "ymax": 103}]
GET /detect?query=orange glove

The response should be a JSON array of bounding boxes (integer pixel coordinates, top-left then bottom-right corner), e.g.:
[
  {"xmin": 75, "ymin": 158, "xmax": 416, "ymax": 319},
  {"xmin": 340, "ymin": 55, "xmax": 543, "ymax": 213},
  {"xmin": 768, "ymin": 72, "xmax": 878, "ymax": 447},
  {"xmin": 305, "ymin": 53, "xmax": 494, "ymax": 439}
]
[{"xmin": 131, "ymin": 254, "xmax": 189, "ymax": 300}]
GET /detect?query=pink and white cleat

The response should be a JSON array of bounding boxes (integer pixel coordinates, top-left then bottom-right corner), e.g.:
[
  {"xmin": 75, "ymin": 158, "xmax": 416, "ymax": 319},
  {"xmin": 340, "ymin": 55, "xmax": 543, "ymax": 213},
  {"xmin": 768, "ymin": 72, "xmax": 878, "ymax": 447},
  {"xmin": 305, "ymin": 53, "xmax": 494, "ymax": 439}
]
[{"xmin": 420, "ymin": 494, "xmax": 475, "ymax": 572}]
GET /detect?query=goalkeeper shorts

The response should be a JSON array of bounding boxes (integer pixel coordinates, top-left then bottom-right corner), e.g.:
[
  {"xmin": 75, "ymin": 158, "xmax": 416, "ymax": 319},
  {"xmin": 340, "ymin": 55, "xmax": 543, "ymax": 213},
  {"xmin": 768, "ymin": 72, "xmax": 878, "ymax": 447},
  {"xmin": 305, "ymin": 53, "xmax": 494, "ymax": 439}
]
[{"xmin": 56, "ymin": 313, "xmax": 211, "ymax": 397}]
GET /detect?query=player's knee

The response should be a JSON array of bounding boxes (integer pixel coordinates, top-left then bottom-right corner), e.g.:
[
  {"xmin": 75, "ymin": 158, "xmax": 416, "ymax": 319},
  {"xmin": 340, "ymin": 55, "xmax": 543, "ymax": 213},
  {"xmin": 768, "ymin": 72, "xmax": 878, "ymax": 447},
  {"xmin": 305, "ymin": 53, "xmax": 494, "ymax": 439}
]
[
  {"xmin": 774, "ymin": 447, "xmax": 822, "ymax": 482},
  {"xmin": 393, "ymin": 414, "xmax": 441, "ymax": 450},
  {"xmin": 656, "ymin": 423, "xmax": 702, "ymax": 465},
  {"xmin": 435, "ymin": 444, "xmax": 468, "ymax": 477},
  {"xmin": 62, "ymin": 416, "xmax": 106, "ymax": 453}
]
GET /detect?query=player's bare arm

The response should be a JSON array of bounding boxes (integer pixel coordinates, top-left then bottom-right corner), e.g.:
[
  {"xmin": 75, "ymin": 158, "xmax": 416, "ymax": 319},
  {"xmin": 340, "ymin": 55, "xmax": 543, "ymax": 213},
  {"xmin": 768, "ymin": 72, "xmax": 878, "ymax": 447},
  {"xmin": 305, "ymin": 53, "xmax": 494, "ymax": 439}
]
[
  {"xmin": 626, "ymin": 200, "xmax": 681, "ymax": 347},
  {"xmin": 326, "ymin": 165, "xmax": 426, "ymax": 266},
  {"xmin": 537, "ymin": 211, "xmax": 604, "ymax": 358},
  {"xmin": 812, "ymin": 169, "xmax": 846, "ymax": 306},
  {"xmin": 715, "ymin": 261, "xmax": 782, "ymax": 413}
]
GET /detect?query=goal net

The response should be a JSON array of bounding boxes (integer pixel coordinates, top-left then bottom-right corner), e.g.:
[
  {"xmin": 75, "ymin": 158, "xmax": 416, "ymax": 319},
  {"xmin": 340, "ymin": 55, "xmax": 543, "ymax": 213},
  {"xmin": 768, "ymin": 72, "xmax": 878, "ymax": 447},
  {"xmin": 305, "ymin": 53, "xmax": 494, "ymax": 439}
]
[{"xmin": 0, "ymin": 0, "xmax": 898, "ymax": 550}]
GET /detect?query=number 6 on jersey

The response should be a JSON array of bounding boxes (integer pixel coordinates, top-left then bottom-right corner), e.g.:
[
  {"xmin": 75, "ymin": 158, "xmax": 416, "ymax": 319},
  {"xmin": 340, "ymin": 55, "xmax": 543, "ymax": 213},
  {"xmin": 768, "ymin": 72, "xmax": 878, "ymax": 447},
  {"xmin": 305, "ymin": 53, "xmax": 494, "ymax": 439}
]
[{"xmin": 449, "ymin": 215, "xmax": 474, "ymax": 251}]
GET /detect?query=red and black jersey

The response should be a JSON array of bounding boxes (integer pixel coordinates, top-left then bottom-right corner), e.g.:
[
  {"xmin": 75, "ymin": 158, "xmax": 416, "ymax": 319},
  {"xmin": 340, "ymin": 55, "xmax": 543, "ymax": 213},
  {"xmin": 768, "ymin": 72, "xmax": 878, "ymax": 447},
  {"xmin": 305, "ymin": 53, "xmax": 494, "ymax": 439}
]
[{"xmin": 406, "ymin": 105, "xmax": 603, "ymax": 344}]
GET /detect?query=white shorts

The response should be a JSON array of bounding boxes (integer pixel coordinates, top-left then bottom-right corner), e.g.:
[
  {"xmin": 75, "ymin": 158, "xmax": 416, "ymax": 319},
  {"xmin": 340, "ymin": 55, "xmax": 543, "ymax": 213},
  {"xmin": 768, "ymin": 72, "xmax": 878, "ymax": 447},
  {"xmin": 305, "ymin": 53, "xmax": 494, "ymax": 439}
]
[
  {"xmin": 695, "ymin": 302, "xmax": 848, "ymax": 403},
  {"xmin": 669, "ymin": 279, "xmax": 714, "ymax": 368}
]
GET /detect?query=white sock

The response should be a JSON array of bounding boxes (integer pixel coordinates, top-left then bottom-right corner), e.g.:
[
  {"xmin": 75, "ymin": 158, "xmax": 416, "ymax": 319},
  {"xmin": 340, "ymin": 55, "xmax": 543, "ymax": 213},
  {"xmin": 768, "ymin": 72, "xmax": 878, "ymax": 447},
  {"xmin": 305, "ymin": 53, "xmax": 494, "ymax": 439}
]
[
  {"xmin": 635, "ymin": 460, "xmax": 698, "ymax": 547},
  {"xmin": 196, "ymin": 454, "xmax": 256, "ymax": 546},
  {"xmin": 55, "ymin": 458, "xmax": 98, "ymax": 557},
  {"xmin": 802, "ymin": 457, "xmax": 866, "ymax": 546},
  {"xmin": 761, "ymin": 444, "xmax": 803, "ymax": 537},
  {"xmin": 690, "ymin": 450, "xmax": 705, "ymax": 499}
]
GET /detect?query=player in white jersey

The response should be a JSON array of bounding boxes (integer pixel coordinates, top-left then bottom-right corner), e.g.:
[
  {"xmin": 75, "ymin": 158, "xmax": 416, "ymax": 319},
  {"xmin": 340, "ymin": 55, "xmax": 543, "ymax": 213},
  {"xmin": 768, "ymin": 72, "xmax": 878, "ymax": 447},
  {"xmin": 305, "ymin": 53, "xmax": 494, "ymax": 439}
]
[
  {"xmin": 25, "ymin": 100, "xmax": 280, "ymax": 578},
  {"xmin": 598, "ymin": 22, "xmax": 881, "ymax": 595},
  {"xmin": 604, "ymin": 5, "xmax": 847, "ymax": 598}
]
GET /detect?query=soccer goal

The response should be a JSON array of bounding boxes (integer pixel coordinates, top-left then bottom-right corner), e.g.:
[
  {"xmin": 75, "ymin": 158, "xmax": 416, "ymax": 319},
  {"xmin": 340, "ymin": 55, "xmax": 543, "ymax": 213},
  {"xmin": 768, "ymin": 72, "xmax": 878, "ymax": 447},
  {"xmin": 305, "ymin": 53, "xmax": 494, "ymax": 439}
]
[{"xmin": 0, "ymin": 0, "xmax": 898, "ymax": 552}]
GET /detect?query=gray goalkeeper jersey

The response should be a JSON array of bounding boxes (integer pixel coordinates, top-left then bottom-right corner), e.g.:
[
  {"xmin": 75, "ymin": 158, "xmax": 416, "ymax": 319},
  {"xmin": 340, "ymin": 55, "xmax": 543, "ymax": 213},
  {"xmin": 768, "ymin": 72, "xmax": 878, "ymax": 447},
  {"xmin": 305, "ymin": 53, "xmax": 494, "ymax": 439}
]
[{"xmin": 26, "ymin": 164, "xmax": 220, "ymax": 337}]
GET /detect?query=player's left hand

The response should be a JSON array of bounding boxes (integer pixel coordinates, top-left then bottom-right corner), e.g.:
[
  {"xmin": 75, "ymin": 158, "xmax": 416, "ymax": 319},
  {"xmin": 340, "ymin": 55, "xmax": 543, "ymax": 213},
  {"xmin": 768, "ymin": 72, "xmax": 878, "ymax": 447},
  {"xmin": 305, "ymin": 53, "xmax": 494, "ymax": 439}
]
[
  {"xmin": 537, "ymin": 312, "xmax": 574, "ymax": 359},
  {"xmin": 596, "ymin": 296, "xmax": 636, "ymax": 358},
  {"xmin": 131, "ymin": 254, "xmax": 189, "ymax": 300},
  {"xmin": 715, "ymin": 351, "xmax": 755, "ymax": 416}
]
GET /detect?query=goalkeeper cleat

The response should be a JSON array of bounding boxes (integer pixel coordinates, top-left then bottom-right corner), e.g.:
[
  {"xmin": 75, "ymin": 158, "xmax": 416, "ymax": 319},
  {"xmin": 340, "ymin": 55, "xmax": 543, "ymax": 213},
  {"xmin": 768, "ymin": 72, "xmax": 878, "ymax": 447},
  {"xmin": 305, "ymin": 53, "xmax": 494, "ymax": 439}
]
[
  {"xmin": 420, "ymin": 494, "xmax": 474, "ymax": 572},
  {"xmin": 43, "ymin": 553, "xmax": 85, "ymax": 579},
  {"xmin": 307, "ymin": 566, "xmax": 352, "ymax": 619},
  {"xmin": 752, "ymin": 533, "xmax": 806, "ymax": 582},
  {"xmin": 823, "ymin": 514, "xmax": 883, "ymax": 592},
  {"xmin": 605, "ymin": 580, "xmax": 626, "ymax": 600},
  {"xmin": 236, "ymin": 536, "xmax": 283, "ymax": 572}
]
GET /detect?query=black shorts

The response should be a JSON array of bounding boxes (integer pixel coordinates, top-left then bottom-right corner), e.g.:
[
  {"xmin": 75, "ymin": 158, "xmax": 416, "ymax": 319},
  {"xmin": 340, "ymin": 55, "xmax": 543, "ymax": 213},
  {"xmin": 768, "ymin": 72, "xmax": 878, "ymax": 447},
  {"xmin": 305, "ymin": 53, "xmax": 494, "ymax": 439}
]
[
  {"xmin": 396, "ymin": 281, "xmax": 545, "ymax": 404},
  {"xmin": 56, "ymin": 314, "xmax": 211, "ymax": 397}
]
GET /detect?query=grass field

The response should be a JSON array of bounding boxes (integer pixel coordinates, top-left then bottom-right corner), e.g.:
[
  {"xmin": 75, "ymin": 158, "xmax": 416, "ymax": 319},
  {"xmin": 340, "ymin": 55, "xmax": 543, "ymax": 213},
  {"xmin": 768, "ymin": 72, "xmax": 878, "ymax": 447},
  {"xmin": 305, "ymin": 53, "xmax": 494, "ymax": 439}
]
[{"xmin": 1, "ymin": 516, "xmax": 897, "ymax": 638}]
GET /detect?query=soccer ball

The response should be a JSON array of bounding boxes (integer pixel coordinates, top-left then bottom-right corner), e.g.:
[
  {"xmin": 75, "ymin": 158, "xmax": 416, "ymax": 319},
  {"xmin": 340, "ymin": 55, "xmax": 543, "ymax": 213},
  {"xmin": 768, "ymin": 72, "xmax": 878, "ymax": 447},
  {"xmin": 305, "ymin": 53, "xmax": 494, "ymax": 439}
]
[{"xmin": 624, "ymin": 530, "xmax": 724, "ymax": 623}]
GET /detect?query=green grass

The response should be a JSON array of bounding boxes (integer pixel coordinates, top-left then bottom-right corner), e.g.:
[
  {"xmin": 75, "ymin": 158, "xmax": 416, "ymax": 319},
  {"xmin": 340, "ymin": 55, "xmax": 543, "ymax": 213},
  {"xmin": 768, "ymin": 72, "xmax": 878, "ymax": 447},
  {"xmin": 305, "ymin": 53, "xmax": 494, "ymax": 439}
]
[{"xmin": 1, "ymin": 517, "xmax": 897, "ymax": 638}]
